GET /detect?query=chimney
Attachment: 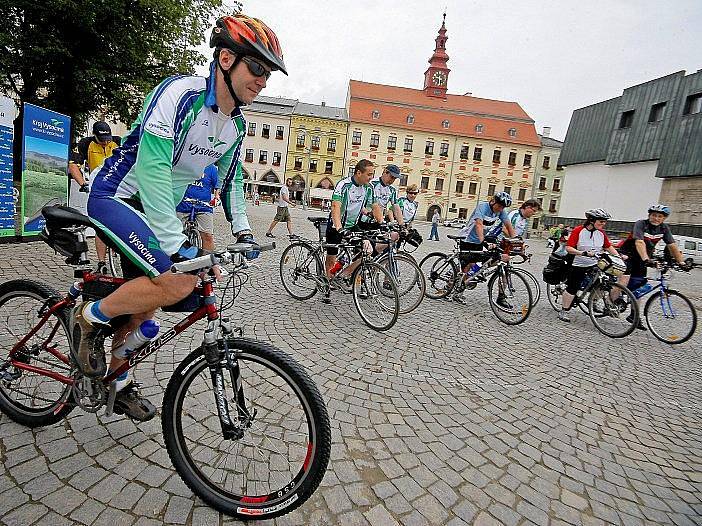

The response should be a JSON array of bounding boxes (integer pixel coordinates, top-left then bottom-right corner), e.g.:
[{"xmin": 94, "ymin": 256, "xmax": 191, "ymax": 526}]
[{"xmin": 542, "ymin": 126, "xmax": 551, "ymax": 138}]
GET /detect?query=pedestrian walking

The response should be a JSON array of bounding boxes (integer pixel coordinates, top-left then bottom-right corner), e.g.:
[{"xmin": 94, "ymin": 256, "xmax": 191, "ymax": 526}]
[
  {"xmin": 429, "ymin": 209, "xmax": 440, "ymax": 240},
  {"xmin": 265, "ymin": 178, "xmax": 296, "ymax": 237}
]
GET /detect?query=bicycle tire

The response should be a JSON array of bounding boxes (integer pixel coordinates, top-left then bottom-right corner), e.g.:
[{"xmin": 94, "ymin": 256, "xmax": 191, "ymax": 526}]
[
  {"xmin": 487, "ymin": 269, "xmax": 533, "ymax": 325},
  {"xmin": 375, "ymin": 252, "xmax": 426, "ymax": 314},
  {"xmin": 418, "ymin": 252, "xmax": 459, "ymax": 299},
  {"xmin": 0, "ymin": 280, "xmax": 75, "ymax": 427},
  {"xmin": 279, "ymin": 242, "xmax": 323, "ymax": 300},
  {"xmin": 186, "ymin": 224, "xmax": 202, "ymax": 250},
  {"xmin": 588, "ymin": 282, "xmax": 638, "ymax": 338},
  {"xmin": 513, "ymin": 267, "xmax": 541, "ymax": 306},
  {"xmin": 352, "ymin": 261, "xmax": 399, "ymax": 331},
  {"xmin": 546, "ymin": 282, "xmax": 564, "ymax": 311},
  {"xmin": 644, "ymin": 289, "xmax": 697, "ymax": 344},
  {"xmin": 107, "ymin": 247, "xmax": 124, "ymax": 278},
  {"xmin": 162, "ymin": 338, "xmax": 331, "ymax": 520}
]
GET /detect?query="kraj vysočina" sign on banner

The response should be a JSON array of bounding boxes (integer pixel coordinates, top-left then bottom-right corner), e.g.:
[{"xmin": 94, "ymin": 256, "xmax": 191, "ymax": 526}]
[
  {"xmin": 21, "ymin": 103, "xmax": 70, "ymax": 236},
  {"xmin": 0, "ymin": 96, "xmax": 15, "ymax": 237}
]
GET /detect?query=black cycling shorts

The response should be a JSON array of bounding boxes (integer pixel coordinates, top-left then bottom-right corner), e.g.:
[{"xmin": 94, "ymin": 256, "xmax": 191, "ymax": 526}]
[{"xmin": 624, "ymin": 253, "xmax": 647, "ymax": 278}]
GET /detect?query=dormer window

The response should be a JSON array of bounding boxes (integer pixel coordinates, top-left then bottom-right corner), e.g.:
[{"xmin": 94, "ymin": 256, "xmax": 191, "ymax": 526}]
[
  {"xmin": 372, "ymin": 110, "xmax": 380, "ymax": 120},
  {"xmin": 407, "ymin": 114, "xmax": 415, "ymax": 124},
  {"xmin": 508, "ymin": 128, "xmax": 517, "ymax": 137},
  {"xmin": 442, "ymin": 120, "xmax": 450, "ymax": 128},
  {"xmin": 475, "ymin": 124, "xmax": 484, "ymax": 133}
]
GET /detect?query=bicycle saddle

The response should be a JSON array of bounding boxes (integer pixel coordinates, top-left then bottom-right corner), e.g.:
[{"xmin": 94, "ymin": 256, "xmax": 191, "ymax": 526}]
[
  {"xmin": 42, "ymin": 205, "xmax": 94, "ymax": 228},
  {"xmin": 307, "ymin": 216, "xmax": 329, "ymax": 225},
  {"xmin": 447, "ymin": 234, "xmax": 464, "ymax": 240}
]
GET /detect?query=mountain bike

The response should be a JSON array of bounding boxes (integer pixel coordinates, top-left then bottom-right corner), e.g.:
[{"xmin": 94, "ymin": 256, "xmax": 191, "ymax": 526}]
[
  {"xmin": 280, "ymin": 217, "xmax": 400, "ymax": 331},
  {"xmin": 545, "ymin": 253, "xmax": 640, "ymax": 338},
  {"xmin": 419, "ymin": 236, "xmax": 534, "ymax": 325},
  {"xmin": 0, "ymin": 205, "xmax": 331, "ymax": 520},
  {"xmin": 627, "ymin": 257, "xmax": 697, "ymax": 344}
]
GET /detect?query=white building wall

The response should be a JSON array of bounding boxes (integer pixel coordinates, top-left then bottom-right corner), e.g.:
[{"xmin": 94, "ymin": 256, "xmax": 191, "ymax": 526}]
[{"xmin": 559, "ymin": 161, "xmax": 662, "ymax": 222}]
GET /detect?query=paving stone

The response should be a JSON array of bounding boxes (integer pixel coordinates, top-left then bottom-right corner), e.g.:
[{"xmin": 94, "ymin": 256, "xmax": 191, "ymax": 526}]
[
  {"xmin": 1, "ymin": 502, "xmax": 48, "ymax": 526},
  {"xmin": 191, "ymin": 505, "xmax": 220, "ymax": 526},
  {"xmin": 322, "ymin": 484, "xmax": 353, "ymax": 514},
  {"xmin": 132, "ymin": 487, "xmax": 169, "ymax": 516},
  {"xmin": 364, "ymin": 504, "xmax": 400, "ymax": 526},
  {"xmin": 69, "ymin": 500, "xmax": 107, "ymax": 525},
  {"xmin": 163, "ymin": 495, "xmax": 194, "ymax": 524}
]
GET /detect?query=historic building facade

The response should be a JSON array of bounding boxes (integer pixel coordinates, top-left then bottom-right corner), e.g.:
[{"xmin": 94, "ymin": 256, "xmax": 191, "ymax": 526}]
[
  {"xmin": 286, "ymin": 102, "xmax": 348, "ymax": 205},
  {"xmin": 240, "ymin": 96, "xmax": 297, "ymax": 199},
  {"xmin": 529, "ymin": 130, "xmax": 566, "ymax": 233},
  {"xmin": 344, "ymin": 15, "xmax": 540, "ymax": 221}
]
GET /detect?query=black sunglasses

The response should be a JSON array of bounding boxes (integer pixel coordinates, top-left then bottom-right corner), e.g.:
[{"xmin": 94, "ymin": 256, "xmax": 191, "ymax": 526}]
[
  {"xmin": 407, "ymin": 191, "xmax": 419, "ymax": 195},
  {"xmin": 242, "ymin": 57, "xmax": 271, "ymax": 80}
]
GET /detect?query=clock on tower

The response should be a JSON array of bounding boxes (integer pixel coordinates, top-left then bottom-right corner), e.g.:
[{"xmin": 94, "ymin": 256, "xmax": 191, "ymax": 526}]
[
  {"xmin": 423, "ymin": 14, "xmax": 450, "ymax": 98},
  {"xmin": 432, "ymin": 71, "xmax": 446, "ymax": 86}
]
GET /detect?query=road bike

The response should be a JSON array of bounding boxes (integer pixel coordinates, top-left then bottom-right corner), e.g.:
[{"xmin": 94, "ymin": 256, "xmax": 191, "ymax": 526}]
[
  {"xmin": 544, "ymin": 253, "xmax": 640, "ymax": 338},
  {"xmin": 627, "ymin": 257, "xmax": 697, "ymax": 344},
  {"xmin": 0, "ymin": 205, "xmax": 331, "ymax": 520},
  {"xmin": 280, "ymin": 217, "xmax": 400, "ymax": 331},
  {"xmin": 419, "ymin": 236, "xmax": 534, "ymax": 325}
]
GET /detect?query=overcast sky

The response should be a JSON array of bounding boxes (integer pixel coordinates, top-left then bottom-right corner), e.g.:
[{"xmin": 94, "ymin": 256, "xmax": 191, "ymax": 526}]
[{"xmin": 197, "ymin": 0, "xmax": 702, "ymax": 141}]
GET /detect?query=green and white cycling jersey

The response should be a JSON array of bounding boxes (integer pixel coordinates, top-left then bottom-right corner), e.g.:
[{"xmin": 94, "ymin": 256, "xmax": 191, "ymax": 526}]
[
  {"xmin": 397, "ymin": 197, "xmax": 418, "ymax": 223},
  {"xmin": 487, "ymin": 209, "xmax": 527, "ymax": 240},
  {"xmin": 360, "ymin": 176, "xmax": 398, "ymax": 223},
  {"xmin": 90, "ymin": 66, "xmax": 248, "ymax": 256},
  {"xmin": 331, "ymin": 175, "xmax": 374, "ymax": 229}
]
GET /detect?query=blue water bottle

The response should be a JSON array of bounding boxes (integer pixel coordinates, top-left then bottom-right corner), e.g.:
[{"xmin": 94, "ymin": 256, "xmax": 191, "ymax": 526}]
[
  {"xmin": 113, "ymin": 320, "xmax": 160, "ymax": 359},
  {"xmin": 633, "ymin": 282, "xmax": 653, "ymax": 299}
]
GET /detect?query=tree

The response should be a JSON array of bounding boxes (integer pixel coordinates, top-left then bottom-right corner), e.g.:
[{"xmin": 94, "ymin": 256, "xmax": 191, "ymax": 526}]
[{"xmin": 0, "ymin": 0, "xmax": 241, "ymax": 137}]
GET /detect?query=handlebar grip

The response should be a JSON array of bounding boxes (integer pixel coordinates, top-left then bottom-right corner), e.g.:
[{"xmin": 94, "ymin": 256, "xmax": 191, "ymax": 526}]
[{"xmin": 170, "ymin": 253, "xmax": 218, "ymax": 273}]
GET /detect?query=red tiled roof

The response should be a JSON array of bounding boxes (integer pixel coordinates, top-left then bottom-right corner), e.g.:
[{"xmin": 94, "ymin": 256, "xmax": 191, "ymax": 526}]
[{"xmin": 348, "ymin": 80, "xmax": 540, "ymax": 147}]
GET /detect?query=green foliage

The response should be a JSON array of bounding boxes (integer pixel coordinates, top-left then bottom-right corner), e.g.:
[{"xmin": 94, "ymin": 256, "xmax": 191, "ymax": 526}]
[{"xmin": 0, "ymin": 0, "xmax": 239, "ymax": 136}]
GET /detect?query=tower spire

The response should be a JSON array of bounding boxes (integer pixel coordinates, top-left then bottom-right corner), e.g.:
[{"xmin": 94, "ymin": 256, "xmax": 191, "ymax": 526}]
[{"xmin": 423, "ymin": 13, "xmax": 451, "ymax": 98}]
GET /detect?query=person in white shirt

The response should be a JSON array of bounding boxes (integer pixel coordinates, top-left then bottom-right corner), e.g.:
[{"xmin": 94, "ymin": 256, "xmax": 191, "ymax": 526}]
[{"xmin": 265, "ymin": 178, "xmax": 296, "ymax": 237}]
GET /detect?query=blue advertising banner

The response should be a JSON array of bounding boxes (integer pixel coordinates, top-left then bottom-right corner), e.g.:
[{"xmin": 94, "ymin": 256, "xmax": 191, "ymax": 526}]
[
  {"xmin": 0, "ymin": 96, "xmax": 15, "ymax": 237},
  {"xmin": 21, "ymin": 103, "xmax": 70, "ymax": 235}
]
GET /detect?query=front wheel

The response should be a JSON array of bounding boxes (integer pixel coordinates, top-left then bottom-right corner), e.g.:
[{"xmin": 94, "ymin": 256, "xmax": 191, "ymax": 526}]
[
  {"xmin": 588, "ymin": 282, "xmax": 638, "ymax": 338},
  {"xmin": 487, "ymin": 269, "xmax": 533, "ymax": 325},
  {"xmin": 185, "ymin": 222, "xmax": 202, "ymax": 249},
  {"xmin": 418, "ymin": 252, "xmax": 459, "ymax": 299},
  {"xmin": 352, "ymin": 261, "xmax": 399, "ymax": 331},
  {"xmin": 644, "ymin": 290, "xmax": 697, "ymax": 344},
  {"xmin": 162, "ymin": 339, "xmax": 331, "ymax": 520},
  {"xmin": 375, "ymin": 252, "xmax": 426, "ymax": 314},
  {"xmin": 279, "ymin": 242, "xmax": 323, "ymax": 300},
  {"xmin": 513, "ymin": 268, "xmax": 541, "ymax": 306},
  {"xmin": 0, "ymin": 280, "xmax": 75, "ymax": 427},
  {"xmin": 546, "ymin": 281, "xmax": 565, "ymax": 311}
]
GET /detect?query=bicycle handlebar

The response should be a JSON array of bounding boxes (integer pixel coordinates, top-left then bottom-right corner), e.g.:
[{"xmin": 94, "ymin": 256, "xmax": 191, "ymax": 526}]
[{"xmin": 170, "ymin": 242, "xmax": 275, "ymax": 273}]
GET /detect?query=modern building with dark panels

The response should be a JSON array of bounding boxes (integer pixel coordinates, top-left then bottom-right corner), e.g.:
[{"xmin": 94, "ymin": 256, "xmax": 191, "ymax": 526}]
[{"xmin": 558, "ymin": 70, "xmax": 702, "ymax": 232}]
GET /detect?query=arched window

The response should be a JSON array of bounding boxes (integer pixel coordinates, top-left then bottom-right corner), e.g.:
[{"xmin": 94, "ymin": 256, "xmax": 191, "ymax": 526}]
[
  {"xmin": 442, "ymin": 120, "xmax": 450, "ymax": 128},
  {"xmin": 508, "ymin": 128, "xmax": 517, "ymax": 137},
  {"xmin": 475, "ymin": 124, "xmax": 484, "ymax": 133},
  {"xmin": 407, "ymin": 114, "xmax": 415, "ymax": 124},
  {"xmin": 372, "ymin": 110, "xmax": 380, "ymax": 119}
]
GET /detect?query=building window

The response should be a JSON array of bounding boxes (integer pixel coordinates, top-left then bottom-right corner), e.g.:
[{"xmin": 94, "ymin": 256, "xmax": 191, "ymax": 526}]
[
  {"xmin": 296, "ymin": 133, "xmax": 305, "ymax": 147},
  {"xmin": 370, "ymin": 133, "xmax": 380, "ymax": 148},
  {"xmin": 468, "ymin": 182, "xmax": 477, "ymax": 195},
  {"xmin": 503, "ymin": 186, "xmax": 511, "ymax": 196},
  {"xmin": 276, "ymin": 125, "xmax": 284, "ymax": 140},
  {"xmin": 325, "ymin": 161, "xmax": 333, "ymax": 174},
  {"xmin": 327, "ymin": 138, "xmax": 336, "ymax": 152},
  {"xmin": 442, "ymin": 119, "xmax": 450, "ymax": 128},
  {"xmin": 538, "ymin": 177, "xmax": 547, "ymax": 190},
  {"xmin": 272, "ymin": 152, "xmax": 281, "ymax": 166},
  {"xmin": 425, "ymin": 140, "xmax": 434, "ymax": 155},
  {"xmin": 460, "ymin": 145, "xmax": 469, "ymax": 160},
  {"xmin": 248, "ymin": 122, "xmax": 256, "ymax": 136},
  {"xmin": 399, "ymin": 173, "xmax": 408, "ymax": 186},
  {"xmin": 473, "ymin": 147, "xmax": 482, "ymax": 161},
  {"xmin": 262, "ymin": 124, "xmax": 270, "ymax": 138},
  {"xmin": 458, "ymin": 208, "xmax": 468, "ymax": 219},
  {"xmin": 259, "ymin": 150, "xmax": 268, "ymax": 164},
  {"xmin": 455, "ymin": 181, "xmax": 464, "ymax": 193},
  {"xmin": 492, "ymin": 150, "xmax": 501, "ymax": 163},
  {"xmin": 552, "ymin": 179, "xmax": 561, "ymax": 192},
  {"xmin": 532, "ymin": 217, "xmax": 540, "ymax": 230},
  {"xmin": 683, "ymin": 93, "xmax": 702, "ymax": 115},
  {"xmin": 372, "ymin": 110, "xmax": 380, "ymax": 119},
  {"xmin": 475, "ymin": 124, "xmax": 484, "ymax": 133},
  {"xmin": 523, "ymin": 154, "xmax": 531, "ymax": 166},
  {"xmin": 309, "ymin": 159, "xmax": 317, "ymax": 172},
  {"xmin": 407, "ymin": 114, "xmax": 415, "ymax": 124},
  {"xmin": 649, "ymin": 102, "xmax": 667, "ymax": 123},
  {"xmin": 440, "ymin": 142, "xmax": 449, "ymax": 157},
  {"xmin": 537, "ymin": 197, "xmax": 543, "ymax": 208},
  {"xmin": 518, "ymin": 188, "xmax": 526, "ymax": 201},
  {"xmin": 387, "ymin": 136, "xmax": 397, "ymax": 150},
  {"xmin": 508, "ymin": 128, "xmax": 517, "ymax": 137},
  {"xmin": 549, "ymin": 199, "xmax": 558, "ymax": 213},
  {"xmin": 619, "ymin": 109, "xmax": 635, "ymax": 129},
  {"xmin": 435, "ymin": 178, "xmax": 444, "ymax": 191},
  {"xmin": 487, "ymin": 184, "xmax": 496, "ymax": 196},
  {"xmin": 352, "ymin": 131, "xmax": 361, "ymax": 145},
  {"xmin": 245, "ymin": 148, "xmax": 254, "ymax": 162},
  {"xmin": 294, "ymin": 157, "xmax": 303, "ymax": 170},
  {"xmin": 543, "ymin": 156, "xmax": 550, "ymax": 169},
  {"xmin": 508, "ymin": 152, "xmax": 516, "ymax": 165},
  {"xmin": 311, "ymin": 136, "xmax": 320, "ymax": 150},
  {"xmin": 420, "ymin": 176, "xmax": 429, "ymax": 190},
  {"xmin": 404, "ymin": 137, "xmax": 413, "ymax": 152}
]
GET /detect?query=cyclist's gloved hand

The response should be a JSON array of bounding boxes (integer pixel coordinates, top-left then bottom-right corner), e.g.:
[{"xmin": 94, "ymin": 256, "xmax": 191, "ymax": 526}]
[
  {"xmin": 679, "ymin": 261, "xmax": 693, "ymax": 272},
  {"xmin": 644, "ymin": 258, "xmax": 658, "ymax": 268},
  {"xmin": 171, "ymin": 241, "xmax": 203, "ymax": 263},
  {"xmin": 79, "ymin": 183, "xmax": 89, "ymax": 193},
  {"xmin": 237, "ymin": 232, "xmax": 260, "ymax": 260}
]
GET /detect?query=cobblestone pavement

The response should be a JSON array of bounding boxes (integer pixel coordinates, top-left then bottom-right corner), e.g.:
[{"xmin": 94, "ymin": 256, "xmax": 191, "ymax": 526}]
[{"xmin": 0, "ymin": 202, "xmax": 700, "ymax": 526}]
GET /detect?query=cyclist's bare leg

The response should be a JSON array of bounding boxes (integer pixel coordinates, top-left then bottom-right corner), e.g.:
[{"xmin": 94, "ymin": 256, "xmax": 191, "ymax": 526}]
[
  {"xmin": 266, "ymin": 219, "xmax": 279, "ymax": 235},
  {"xmin": 95, "ymin": 237, "xmax": 108, "ymax": 264},
  {"xmin": 562, "ymin": 291, "xmax": 575, "ymax": 310},
  {"xmin": 325, "ymin": 254, "xmax": 337, "ymax": 278},
  {"xmin": 339, "ymin": 241, "xmax": 373, "ymax": 278},
  {"xmin": 200, "ymin": 231, "xmax": 215, "ymax": 251},
  {"xmin": 108, "ymin": 310, "xmax": 156, "ymax": 372},
  {"xmin": 286, "ymin": 218, "xmax": 293, "ymax": 235},
  {"xmin": 97, "ymin": 273, "xmax": 198, "ymax": 318}
]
